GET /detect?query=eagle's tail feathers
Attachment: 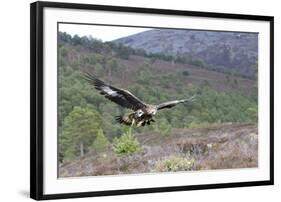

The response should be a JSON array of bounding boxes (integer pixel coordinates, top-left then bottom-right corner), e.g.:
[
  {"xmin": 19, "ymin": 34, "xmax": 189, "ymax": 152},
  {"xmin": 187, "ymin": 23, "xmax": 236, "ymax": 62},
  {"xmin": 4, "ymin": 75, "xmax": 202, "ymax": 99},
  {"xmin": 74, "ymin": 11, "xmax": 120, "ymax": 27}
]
[{"xmin": 115, "ymin": 115, "xmax": 132, "ymax": 126}]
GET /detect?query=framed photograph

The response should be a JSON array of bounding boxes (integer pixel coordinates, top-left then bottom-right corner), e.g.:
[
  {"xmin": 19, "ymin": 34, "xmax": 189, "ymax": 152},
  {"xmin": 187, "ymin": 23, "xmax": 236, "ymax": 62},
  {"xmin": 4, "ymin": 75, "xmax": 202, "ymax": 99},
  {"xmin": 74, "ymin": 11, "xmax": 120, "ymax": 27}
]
[{"xmin": 30, "ymin": 1, "xmax": 274, "ymax": 200}]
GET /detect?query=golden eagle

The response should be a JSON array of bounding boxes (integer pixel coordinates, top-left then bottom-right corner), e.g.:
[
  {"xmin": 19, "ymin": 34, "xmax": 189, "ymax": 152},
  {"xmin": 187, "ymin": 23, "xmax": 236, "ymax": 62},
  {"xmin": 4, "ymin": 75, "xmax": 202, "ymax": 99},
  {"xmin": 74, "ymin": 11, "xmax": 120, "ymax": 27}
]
[{"xmin": 84, "ymin": 72, "xmax": 195, "ymax": 127}]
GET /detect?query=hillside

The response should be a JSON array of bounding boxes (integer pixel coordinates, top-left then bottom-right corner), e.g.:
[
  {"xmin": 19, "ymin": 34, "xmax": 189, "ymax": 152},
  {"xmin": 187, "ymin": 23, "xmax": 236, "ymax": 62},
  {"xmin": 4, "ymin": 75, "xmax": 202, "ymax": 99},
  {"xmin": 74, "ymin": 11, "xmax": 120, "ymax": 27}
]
[
  {"xmin": 59, "ymin": 123, "xmax": 258, "ymax": 177},
  {"xmin": 58, "ymin": 32, "xmax": 258, "ymax": 172},
  {"xmin": 114, "ymin": 29, "xmax": 258, "ymax": 78},
  {"xmin": 59, "ymin": 38, "xmax": 256, "ymax": 97}
]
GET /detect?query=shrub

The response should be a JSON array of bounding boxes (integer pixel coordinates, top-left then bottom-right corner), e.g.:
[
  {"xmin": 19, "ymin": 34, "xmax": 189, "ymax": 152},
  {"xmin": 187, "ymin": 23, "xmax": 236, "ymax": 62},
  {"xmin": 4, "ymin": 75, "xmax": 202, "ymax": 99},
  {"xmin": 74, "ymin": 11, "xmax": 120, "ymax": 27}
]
[
  {"xmin": 154, "ymin": 156, "xmax": 195, "ymax": 172},
  {"xmin": 112, "ymin": 128, "xmax": 141, "ymax": 157}
]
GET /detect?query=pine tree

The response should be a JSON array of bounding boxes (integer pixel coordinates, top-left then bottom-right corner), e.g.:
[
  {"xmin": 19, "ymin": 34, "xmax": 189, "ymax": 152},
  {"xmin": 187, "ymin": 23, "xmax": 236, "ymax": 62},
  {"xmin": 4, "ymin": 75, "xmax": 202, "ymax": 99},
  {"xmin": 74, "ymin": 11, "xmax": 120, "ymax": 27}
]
[
  {"xmin": 112, "ymin": 128, "xmax": 141, "ymax": 157},
  {"xmin": 60, "ymin": 106, "xmax": 102, "ymax": 161},
  {"xmin": 92, "ymin": 129, "xmax": 109, "ymax": 153}
]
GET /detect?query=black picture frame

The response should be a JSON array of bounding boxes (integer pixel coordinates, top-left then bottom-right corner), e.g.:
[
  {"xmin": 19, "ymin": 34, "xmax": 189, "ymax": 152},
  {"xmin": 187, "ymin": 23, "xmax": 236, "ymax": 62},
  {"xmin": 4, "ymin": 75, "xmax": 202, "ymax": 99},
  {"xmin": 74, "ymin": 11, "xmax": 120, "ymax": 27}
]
[{"xmin": 30, "ymin": 1, "xmax": 274, "ymax": 200}]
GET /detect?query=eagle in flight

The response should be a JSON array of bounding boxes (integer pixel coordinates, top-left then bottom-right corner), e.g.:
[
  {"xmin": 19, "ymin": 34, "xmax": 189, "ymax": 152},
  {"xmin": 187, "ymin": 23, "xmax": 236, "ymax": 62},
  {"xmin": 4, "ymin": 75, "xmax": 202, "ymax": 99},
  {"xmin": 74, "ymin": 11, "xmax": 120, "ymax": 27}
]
[{"xmin": 84, "ymin": 72, "xmax": 195, "ymax": 127}]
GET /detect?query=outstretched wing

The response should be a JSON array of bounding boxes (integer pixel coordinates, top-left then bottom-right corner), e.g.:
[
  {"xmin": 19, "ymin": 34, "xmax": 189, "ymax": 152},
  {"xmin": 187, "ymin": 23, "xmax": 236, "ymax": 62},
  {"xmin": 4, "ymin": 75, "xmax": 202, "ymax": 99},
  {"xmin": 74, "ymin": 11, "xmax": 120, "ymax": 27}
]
[
  {"xmin": 84, "ymin": 72, "xmax": 146, "ymax": 111},
  {"xmin": 157, "ymin": 95, "xmax": 196, "ymax": 110}
]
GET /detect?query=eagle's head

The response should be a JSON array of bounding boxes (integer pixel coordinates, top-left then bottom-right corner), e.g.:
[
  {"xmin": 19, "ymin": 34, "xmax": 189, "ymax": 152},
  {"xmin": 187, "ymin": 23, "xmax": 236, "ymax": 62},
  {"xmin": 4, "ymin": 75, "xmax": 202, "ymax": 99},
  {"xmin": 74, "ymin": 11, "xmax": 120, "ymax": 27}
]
[{"xmin": 136, "ymin": 109, "xmax": 144, "ymax": 117}]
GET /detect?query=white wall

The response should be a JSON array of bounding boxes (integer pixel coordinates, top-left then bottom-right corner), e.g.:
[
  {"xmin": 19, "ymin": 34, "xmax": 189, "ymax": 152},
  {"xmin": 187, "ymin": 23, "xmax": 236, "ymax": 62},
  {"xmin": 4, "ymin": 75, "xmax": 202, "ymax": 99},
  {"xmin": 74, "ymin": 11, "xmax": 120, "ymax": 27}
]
[{"xmin": 0, "ymin": 0, "xmax": 279, "ymax": 201}]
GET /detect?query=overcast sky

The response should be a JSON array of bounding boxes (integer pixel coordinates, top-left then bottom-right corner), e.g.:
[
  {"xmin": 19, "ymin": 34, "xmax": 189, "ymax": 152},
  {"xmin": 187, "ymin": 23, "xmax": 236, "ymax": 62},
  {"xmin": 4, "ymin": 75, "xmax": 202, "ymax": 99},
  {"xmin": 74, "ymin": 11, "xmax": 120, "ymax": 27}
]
[{"xmin": 59, "ymin": 23, "xmax": 151, "ymax": 42}]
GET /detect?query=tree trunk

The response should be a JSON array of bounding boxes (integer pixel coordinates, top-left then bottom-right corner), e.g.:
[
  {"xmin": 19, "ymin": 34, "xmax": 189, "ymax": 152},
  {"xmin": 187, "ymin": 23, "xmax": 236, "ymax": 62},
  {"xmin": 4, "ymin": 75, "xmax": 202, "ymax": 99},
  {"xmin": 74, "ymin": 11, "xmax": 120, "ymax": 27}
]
[{"xmin": 80, "ymin": 142, "xmax": 84, "ymax": 157}]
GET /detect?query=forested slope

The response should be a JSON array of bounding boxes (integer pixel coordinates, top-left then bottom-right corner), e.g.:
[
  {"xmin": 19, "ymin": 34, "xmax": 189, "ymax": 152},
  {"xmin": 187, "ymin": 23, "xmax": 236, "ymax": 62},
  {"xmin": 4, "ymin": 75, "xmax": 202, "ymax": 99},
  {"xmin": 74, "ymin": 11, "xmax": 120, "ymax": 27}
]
[{"xmin": 58, "ymin": 32, "xmax": 258, "ymax": 173}]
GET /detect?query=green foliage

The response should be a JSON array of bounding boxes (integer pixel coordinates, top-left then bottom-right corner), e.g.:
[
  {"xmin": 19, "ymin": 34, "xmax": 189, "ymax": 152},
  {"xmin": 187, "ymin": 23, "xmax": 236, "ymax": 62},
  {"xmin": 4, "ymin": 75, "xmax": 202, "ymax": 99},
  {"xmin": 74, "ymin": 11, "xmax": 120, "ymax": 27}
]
[
  {"xmin": 60, "ymin": 107, "xmax": 102, "ymax": 161},
  {"xmin": 60, "ymin": 46, "xmax": 68, "ymax": 57},
  {"xmin": 92, "ymin": 129, "xmax": 109, "ymax": 153},
  {"xmin": 94, "ymin": 62, "xmax": 104, "ymax": 76},
  {"xmin": 188, "ymin": 86, "xmax": 258, "ymax": 126},
  {"xmin": 189, "ymin": 121, "xmax": 210, "ymax": 129},
  {"xmin": 147, "ymin": 52, "xmax": 174, "ymax": 62},
  {"xmin": 153, "ymin": 118, "xmax": 172, "ymax": 136},
  {"xmin": 115, "ymin": 44, "xmax": 130, "ymax": 59},
  {"xmin": 225, "ymin": 75, "xmax": 230, "ymax": 83},
  {"xmin": 245, "ymin": 107, "xmax": 258, "ymax": 121},
  {"xmin": 154, "ymin": 157, "xmax": 195, "ymax": 172},
  {"xmin": 112, "ymin": 128, "xmax": 141, "ymax": 157},
  {"xmin": 107, "ymin": 58, "xmax": 118, "ymax": 72},
  {"xmin": 189, "ymin": 58, "xmax": 205, "ymax": 67},
  {"xmin": 182, "ymin": 70, "xmax": 190, "ymax": 76}
]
